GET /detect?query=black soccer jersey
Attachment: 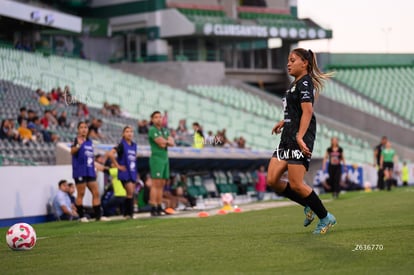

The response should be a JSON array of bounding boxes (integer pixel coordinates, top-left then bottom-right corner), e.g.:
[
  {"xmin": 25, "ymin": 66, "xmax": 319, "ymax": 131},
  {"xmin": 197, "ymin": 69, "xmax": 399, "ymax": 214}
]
[{"xmin": 280, "ymin": 74, "xmax": 316, "ymax": 146}]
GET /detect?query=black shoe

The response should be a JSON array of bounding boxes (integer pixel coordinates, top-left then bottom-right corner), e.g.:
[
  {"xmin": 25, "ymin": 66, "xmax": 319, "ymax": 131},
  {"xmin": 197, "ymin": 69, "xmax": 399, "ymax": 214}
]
[
  {"xmin": 150, "ymin": 207, "xmax": 159, "ymax": 217},
  {"xmin": 157, "ymin": 205, "xmax": 165, "ymax": 216}
]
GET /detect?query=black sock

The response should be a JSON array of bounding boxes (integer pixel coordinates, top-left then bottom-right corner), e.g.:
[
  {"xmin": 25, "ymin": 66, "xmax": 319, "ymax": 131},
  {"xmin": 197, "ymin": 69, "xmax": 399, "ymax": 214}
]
[
  {"xmin": 304, "ymin": 191, "xmax": 328, "ymax": 219},
  {"xmin": 124, "ymin": 198, "xmax": 133, "ymax": 217},
  {"xmin": 93, "ymin": 205, "xmax": 102, "ymax": 220},
  {"xmin": 75, "ymin": 204, "xmax": 84, "ymax": 218},
  {"xmin": 277, "ymin": 183, "xmax": 307, "ymax": 207},
  {"xmin": 157, "ymin": 205, "xmax": 164, "ymax": 213}
]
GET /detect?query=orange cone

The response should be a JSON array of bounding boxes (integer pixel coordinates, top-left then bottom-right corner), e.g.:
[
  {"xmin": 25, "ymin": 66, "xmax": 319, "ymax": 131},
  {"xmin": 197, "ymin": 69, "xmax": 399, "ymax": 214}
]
[
  {"xmin": 217, "ymin": 209, "xmax": 227, "ymax": 215},
  {"xmin": 234, "ymin": 208, "xmax": 242, "ymax": 213},
  {"xmin": 198, "ymin": 211, "xmax": 209, "ymax": 218}
]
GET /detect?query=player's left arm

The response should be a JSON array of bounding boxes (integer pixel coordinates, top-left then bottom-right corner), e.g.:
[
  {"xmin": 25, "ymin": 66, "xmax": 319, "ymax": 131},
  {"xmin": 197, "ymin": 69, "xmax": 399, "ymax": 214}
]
[{"xmin": 296, "ymin": 102, "xmax": 313, "ymax": 157}]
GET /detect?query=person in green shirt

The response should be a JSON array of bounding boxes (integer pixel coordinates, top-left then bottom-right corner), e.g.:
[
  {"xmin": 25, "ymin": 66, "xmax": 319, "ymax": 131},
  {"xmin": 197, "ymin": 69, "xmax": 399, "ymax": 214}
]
[
  {"xmin": 380, "ymin": 141, "xmax": 397, "ymax": 191},
  {"xmin": 148, "ymin": 111, "xmax": 175, "ymax": 216}
]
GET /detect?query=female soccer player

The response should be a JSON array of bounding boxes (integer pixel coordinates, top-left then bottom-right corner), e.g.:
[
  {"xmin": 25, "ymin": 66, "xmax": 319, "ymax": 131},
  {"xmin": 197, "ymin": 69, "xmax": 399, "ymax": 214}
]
[
  {"xmin": 380, "ymin": 141, "xmax": 397, "ymax": 191},
  {"xmin": 322, "ymin": 137, "xmax": 346, "ymax": 199},
  {"xmin": 267, "ymin": 48, "xmax": 336, "ymax": 234},
  {"xmin": 71, "ymin": 121, "xmax": 108, "ymax": 222},
  {"xmin": 108, "ymin": 126, "xmax": 137, "ymax": 219}
]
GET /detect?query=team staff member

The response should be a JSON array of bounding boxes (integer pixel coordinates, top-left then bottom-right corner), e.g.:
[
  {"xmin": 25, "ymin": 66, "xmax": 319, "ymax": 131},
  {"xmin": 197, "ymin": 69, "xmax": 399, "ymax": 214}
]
[
  {"xmin": 374, "ymin": 136, "xmax": 387, "ymax": 190},
  {"xmin": 267, "ymin": 48, "xmax": 336, "ymax": 234},
  {"xmin": 148, "ymin": 111, "xmax": 175, "ymax": 216},
  {"xmin": 71, "ymin": 121, "xmax": 108, "ymax": 222},
  {"xmin": 322, "ymin": 137, "xmax": 346, "ymax": 199},
  {"xmin": 109, "ymin": 126, "xmax": 137, "ymax": 219},
  {"xmin": 380, "ymin": 141, "xmax": 397, "ymax": 191}
]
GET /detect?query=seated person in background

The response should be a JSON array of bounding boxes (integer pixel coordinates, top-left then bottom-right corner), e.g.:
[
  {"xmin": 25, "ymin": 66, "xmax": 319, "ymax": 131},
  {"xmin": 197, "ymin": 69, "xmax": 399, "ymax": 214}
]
[
  {"xmin": 163, "ymin": 176, "xmax": 192, "ymax": 211},
  {"xmin": 52, "ymin": 180, "xmax": 79, "ymax": 220},
  {"xmin": 67, "ymin": 183, "xmax": 78, "ymax": 215},
  {"xmin": 0, "ymin": 119, "xmax": 19, "ymax": 141},
  {"xmin": 18, "ymin": 120, "xmax": 36, "ymax": 143},
  {"xmin": 95, "ymin": 155, "xmax": 126, "ymax": 216},
  {"xmin": 173, "ymin": 174, "xmax": 195, "ymax": 208},
  {"xmin": 17, "ymin": 107, "xmax": 27, "ymax": 126},
  {"xmin": 162, "ymin": 179, "xmax": 177, "ymax": 212}
]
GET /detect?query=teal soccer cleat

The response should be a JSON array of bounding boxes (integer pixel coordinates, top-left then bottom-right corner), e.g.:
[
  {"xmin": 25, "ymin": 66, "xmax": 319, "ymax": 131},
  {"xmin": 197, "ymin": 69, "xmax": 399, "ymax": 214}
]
[
  {"xmin": 313, "ymin": 213, "xmax": 337, "ymax": 234},
  {"xmin": 304, "ymin": 206, "xmax": 315, "ymax": 227}
]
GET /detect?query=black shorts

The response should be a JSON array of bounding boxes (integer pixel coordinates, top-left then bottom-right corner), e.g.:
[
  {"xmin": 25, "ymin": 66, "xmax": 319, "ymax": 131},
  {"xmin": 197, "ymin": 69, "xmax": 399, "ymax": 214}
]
[
  {"xmin": 74, "ymin": 176, "xmax": 97, "ymax": 184},
  {"xmin": 272, "ymin": 141, "xmax": 313, "ymax": 171},
  {"xmin": 383, "ymin": 162, "xmax": 394, "ymax": 170},
  {"xmin": 121, "ymin": 179, "xmax": 136, "ymax": 186}
]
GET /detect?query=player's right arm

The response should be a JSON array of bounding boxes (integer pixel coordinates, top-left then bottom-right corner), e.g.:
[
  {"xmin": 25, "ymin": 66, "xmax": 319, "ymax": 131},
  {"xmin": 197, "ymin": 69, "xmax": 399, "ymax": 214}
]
[
  {"xmin": 70, "ymin": 137, "xmax": 83, "ymax": 155},
  {"xmin": 271, "ymin": 120, "xmax": 284, "ymax": 135}
]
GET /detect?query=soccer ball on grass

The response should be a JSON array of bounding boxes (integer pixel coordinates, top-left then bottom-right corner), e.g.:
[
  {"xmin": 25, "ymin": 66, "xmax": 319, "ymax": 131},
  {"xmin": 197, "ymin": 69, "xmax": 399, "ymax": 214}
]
[{"xmin": 6, "ymin": 223, "xmax": 37, "ymax": 251}]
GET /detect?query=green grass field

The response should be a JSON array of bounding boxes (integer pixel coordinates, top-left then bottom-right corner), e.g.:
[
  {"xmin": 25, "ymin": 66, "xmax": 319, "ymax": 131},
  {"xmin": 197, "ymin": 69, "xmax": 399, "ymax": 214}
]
[{"xmin": 1, "ymin": 188, "xmax": 414, "ymax": 275}]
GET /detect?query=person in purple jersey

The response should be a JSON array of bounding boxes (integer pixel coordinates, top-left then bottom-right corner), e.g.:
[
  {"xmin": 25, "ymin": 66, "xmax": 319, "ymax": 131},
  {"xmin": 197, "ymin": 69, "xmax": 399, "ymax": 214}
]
[
  {"xmin": 108, "ymin": 126, "xmax": 138, "ymax": 219},
  {"xmin": 71, "ymin": 121, "xmax": 109, "ymax": 222},
  {"xmin": 267, "ymin": 48, "xmax": 336, "ymax": 234}
]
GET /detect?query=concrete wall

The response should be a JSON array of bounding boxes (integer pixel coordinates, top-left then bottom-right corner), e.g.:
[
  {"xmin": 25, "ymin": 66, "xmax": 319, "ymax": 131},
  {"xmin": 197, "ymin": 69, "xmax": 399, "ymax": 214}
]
[
  {"xmin": 0, "ymin": 166, "xmax": 105, "ymax": 220},
  {"xmin": 111, "ymin": 62, "xmax": 226, "ymax": 89}
]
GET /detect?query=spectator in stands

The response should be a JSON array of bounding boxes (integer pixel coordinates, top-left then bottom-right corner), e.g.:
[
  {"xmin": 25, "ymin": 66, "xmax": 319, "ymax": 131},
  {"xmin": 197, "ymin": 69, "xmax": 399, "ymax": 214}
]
[
  {"xmin": 18, "ymin": 120, "xmax": 36, "ymax": 144},
  {"xmin": 27, "ymin": 116, "xmax": 43, "ymax": 142},
  {"xmin": 161, "ymin": 111, "xmax": 168, "ymax": 128},
  {"xmin": 30, "ymin": 116, "xmax": 59, "ymax": 143},
  {"xmin": 71, "ymin": 121, "xmax": 109, "ymax": 222},
  {"xmin": 101, "ymin": 102, "xmax": 111, "ymax": 116},
  {"xmin": 238, "ymin": 136, "xmax": 246, "ymax": 149},
  {"xmin": 52, "ymin": 180, "xmax": 79, "ymax": 221},
  {"xmin": 374, "ymin": 136, "xmax": 387, "ymax": 190},
  {"xmin": 40, "ymin": 110, "xmax": 58, "ymax": 129},
  {"xmin": 137, "ymin": 119, "xmax": 149, "ymax": 134},
  {"xmin": 17, "ymin": 107, "xmax": 27, "ymax": 126},
  {"xmin": 205, "ymin": 131, "xmax": 215, "ymax": 146},
  {"xmin": 51, "ymin": 88, "xmax": 60, "ymax": 102},
  {"xmin": 380, "ymin": 141, "xmax": 397, "ymax": 191},
  {"xmin": 322, "ymin": 137, "xmax": 346, "ymax": 199},
  {"xmin": 38, "ymin": 91, "xmax": 50, "ymax": 106},
  {"xmin": 58, "ymin": 111, "xmax": 69, "ymax": 128},
  {"xmin": 77, "ymin": 103, "xmax": 89, "ymax": 119},
  {"xmin": 88, "ymin": 118, "xmax": 104, "ymax": 139},
  {"xmin": 267, "ymin": 48, "xmax": 336, "ymax": 234},
  {"xmin": 148, "ymin": 111, "xmax": 175, "ymax": 216},
  {"xmin": 192, "ymin": 122, "xmax": 204, "ymax": 149},
  {"xmin": 170, "ymin": 129, "xmax": 190, "ymax": 147},
  {"xmin": 213, "ymin": 130, "xmax": 223, "ymax": 147},
  {"xmin": 176, "ymin": 119, "xmax": 188, "ymax": 135},
  {"xmin": 0, "ymin": 119, "xmax": 19, "ymax": 141},
  {"xmin": 108, "ymin": 126, "xmax": 138, "ymax": 219},
  {"xmin": 27, "ymin": 109, "xmax": 36, "ymax": 123},
  {"xmin": 255, "ymin": 165, "xmax": 267, "ymax": 201}
]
